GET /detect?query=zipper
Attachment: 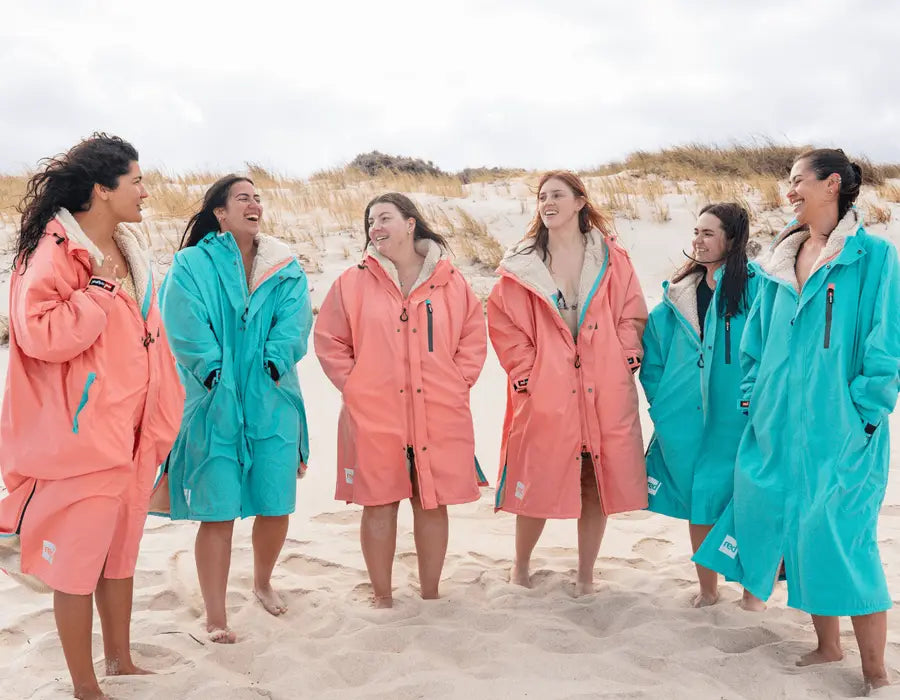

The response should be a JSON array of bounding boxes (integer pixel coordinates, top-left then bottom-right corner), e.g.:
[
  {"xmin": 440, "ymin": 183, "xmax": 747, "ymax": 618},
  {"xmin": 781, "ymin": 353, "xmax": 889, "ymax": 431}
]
[
  {"xmin": 425, "ymin": 300, "xmax": 434, "ymax": 352},
  {"xmin": 824, "ymin": 284, "xmax": 834, "ymax": 349},
  {"xmin": 724, "ymin": 315, "xmax": 732, "ymax": 365}
]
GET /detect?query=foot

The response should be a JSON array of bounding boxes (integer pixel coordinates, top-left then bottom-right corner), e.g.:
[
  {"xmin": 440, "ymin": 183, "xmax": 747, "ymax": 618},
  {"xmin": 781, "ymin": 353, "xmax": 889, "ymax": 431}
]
[
  {"xmin": 574, "ymin": 580, "xmax": 594, "ymax": 597},
  {"xmin": 691, "ymin": 590, "xmax": 720, "ymax": 608},
  {"xmin": 864, "ymin": 672, "xmax": 891, "ymax": 693},
  {"xmin": 207, "ymin": 625, "xmax": 237, "ymax": 644},
  {"xmin": 373, "ymin": 595, "xmax": 393, "ymax": 609},
  {"xmin": 73, "ymin": 682, "xmax": 109, "ymax": 700},
  {"xmin": 105, "ymin": 657, "xmax": 154, "ymax": 675},
  {"xmin": 796, "ymin": 646, "xmax": 843, "ymax": 667},
  {"xmin": 420, "ymin": 589, "xmax": 440, "ymax": 600},
  {"xmin": 739, "ymin": 590, "xmax": 766, "ymax": 612},
  {"xmin": 510, "ymin": 564, "xmax": 531, "ymax": 588},
  {"xmin": 253, "ymin": 585, "xmax": 288, "ymax": 616}
]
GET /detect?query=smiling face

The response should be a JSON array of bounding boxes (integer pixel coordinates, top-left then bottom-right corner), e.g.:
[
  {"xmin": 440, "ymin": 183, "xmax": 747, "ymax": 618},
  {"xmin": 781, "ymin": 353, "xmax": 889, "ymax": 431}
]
[
  {"xmin": 367, "ymin": 202, "xmax": 415, "ymax": 261},
  {"xmin": 787, "ymin": 158, "xmax": 839, "ymax": 226},
  {"xmin": 98, "ymin": 160, "xmax": 148, "ymax": 224},
  {"xmin": 215, "ymin": 180, "xmax": 262, "ymax": 239},
  {"xmin": 692, "ymin": 211, "xmax": 729, "ymax": 264},
  {"xmin": 538, "ymin": 177, "xmax": 584, "ymax": 232}
]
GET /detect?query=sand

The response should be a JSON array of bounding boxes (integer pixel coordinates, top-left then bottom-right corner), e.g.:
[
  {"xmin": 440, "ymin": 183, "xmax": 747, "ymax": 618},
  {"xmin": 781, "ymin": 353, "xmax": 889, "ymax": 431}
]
[{"xmin": 1, "ymin": 183, "xmax": 899, "ymax": 699}]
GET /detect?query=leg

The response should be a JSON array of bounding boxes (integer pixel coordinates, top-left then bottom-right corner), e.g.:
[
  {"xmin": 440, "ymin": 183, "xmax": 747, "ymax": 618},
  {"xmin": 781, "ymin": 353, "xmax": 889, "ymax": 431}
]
[
  {"xmin": 95, "ymin": 575, "xmax": 150, "ymax": 675},
  {"xmin": 195, "ymin": 520, "xmax": 236, "ymax": 642},
  {"xmin": 512, "ymin": 515, "xmax": 546, "ymax": 588},
  {"xmin": 54, "ymin": 590, "xmax": 107, "ymax": 700},
  {"xmin": 740, "ymin": 588, "xmax": 767, "ymax": 612},
  {"xmin": 410, "ymin": 496, "xmax": 448, "ymax": 600},
  {"xmin": 576, "ymin": 456, "xmax": 607, "ymax": 596},
  {"xmin": 252, "ymin": 514, "xmax": 290, "ymax": 616},
  {"xmin": 688, "ymin": 523, "xmax": 719, "ymax": 607},
  {"xmin": 360, "ymin": 503, "xmax": 400, "ymax": 607},
  {"xmin": 797, "ymin": 615, "xmax": 843, "ymax": 666},
  {"xmin": 851, "ymin": 612, "xmax": 890, "ymax": 690}
]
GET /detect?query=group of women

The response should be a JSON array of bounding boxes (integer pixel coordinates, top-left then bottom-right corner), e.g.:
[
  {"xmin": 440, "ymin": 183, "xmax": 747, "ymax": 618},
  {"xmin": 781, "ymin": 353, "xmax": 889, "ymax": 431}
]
[{"xmin": 0, "ymin": 134, "xmax": 896, "ymax": 698}]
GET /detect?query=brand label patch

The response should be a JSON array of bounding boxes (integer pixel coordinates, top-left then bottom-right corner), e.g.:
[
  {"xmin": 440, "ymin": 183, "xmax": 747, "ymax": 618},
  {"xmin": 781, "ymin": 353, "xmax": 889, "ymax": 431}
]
[
  {"xmin": 42, "ymin": 541, "xmax": 56, "ymax": 564},
  {"xmin": 718, "ymin": 535, "xmax": 738, "ymax": 559},
  {"xmin": 647, "ymin": 476, "xmax": 661, "ymax": 496},
  {"xmin": 344, "ymin": 468, "xmax": 355, "ymax": 485},
  {"xmin": 514, "ymin": 481, "xmax": 526, "ymax": 500}
]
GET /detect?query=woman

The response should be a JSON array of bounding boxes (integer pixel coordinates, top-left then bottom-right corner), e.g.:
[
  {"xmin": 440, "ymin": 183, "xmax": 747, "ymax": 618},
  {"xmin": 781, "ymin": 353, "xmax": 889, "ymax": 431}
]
[
  {"xmin": 159, "ymin": 175, "xmax": 312, "ymax": 643},
  {"xmin": 314, "ymin": 193, "xmax": 487, "ymax": 608},
  {"xmin": 640, "ymin": 202, "xmax": 761, "ymax": 608},
  {"xmin": 694, "ymin": 149, "xmax": 899, "ymax": 690},
  {"xmin": 0, "ymin": 134, "xmax": 184, "ymax": 700},
  {"xmin": 487, "ymin": 170, "xmax": 648, "ymax": 595}
]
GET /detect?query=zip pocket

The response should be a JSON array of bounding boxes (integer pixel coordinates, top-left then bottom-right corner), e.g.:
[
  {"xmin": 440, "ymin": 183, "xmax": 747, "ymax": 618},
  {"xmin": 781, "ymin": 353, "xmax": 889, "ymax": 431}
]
[
  {"xmin": 724, "ymin": 315, "xmax": 732, "ymax": 365},
  {"xmin": 72, "ymin": 372, "xmax": 97, "ymax": 434},
  {"xmin": 425, "ymin": 299, "xmax": 434, "ymax": 352},
  {"xmin": 824, "ymin": 283, "xmax": 834, "ymax": 349}
]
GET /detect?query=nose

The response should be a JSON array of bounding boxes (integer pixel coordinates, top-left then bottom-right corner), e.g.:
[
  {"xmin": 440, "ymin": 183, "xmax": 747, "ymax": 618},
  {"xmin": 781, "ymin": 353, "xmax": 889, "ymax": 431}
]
[{"xmin": 140, "ymin": 185, "xmax": 149, "ymax": 199}]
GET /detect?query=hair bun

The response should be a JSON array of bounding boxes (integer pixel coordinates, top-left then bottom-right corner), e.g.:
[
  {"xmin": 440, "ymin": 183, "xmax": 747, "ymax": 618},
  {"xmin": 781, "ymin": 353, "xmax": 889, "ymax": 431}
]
[{"xmin": 849, "ymin": 162, "xmax": 863, "ymax": 187}]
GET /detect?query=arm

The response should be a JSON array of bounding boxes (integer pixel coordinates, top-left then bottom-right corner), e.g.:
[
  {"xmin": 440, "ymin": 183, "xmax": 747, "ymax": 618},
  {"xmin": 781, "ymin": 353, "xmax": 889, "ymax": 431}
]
[
  {"xmin": 313, "ymin": 276, "xmax": 356, "ymax": 392},
  {"xmin": 849, "ymin": 244, "xmax": 900, "ymax": 429},
  {"xmin": 638, "ymin": 312, "xmax": 666, "ymax": 406},
  {"xmin": 11, "ymin": 240, "xmax": 118, "ymax": 363},
  {"xmin": 486, "ymin": 280, "xmax": 535, "ymax": 393},
  {"xmin": 452, "ymin": 281, "xmax": 487, "ymax": 387},
  {"xmin": 263, "ymin": 267, "xmax": 313, "ymax": 380},
  {"xmin": 614, "ymin": 257, "xmax": 649, "ymax": 373},
  {"xmin": 158, "ymin": 255, "xmax": 223, "ymax": 386}
]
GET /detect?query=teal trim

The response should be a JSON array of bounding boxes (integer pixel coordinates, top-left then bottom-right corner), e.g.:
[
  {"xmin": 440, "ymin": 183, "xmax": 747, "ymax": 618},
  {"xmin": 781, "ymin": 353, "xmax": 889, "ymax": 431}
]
[
  {"xmin": 494, "ymin": 464, "xmax": 508, "ymax": 509},
  {"xmin": 474, "ymin": 456, "xmax": 488, "ymax": 485},
  {"xmin": 140, "ymin": 271, "xmax": 153, "ymax": 320},
  {"xmin": 577, "ymin": 245, "xmax": 609, "ymax": 330},
  {"xmin": 72, "ymin": 372, "xmax": 97, "ymax": 434}
]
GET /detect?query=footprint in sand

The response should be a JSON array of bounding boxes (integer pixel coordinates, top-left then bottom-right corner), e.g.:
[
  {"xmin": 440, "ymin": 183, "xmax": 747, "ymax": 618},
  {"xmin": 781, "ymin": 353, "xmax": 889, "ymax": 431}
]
[
  {"xmin": 95, "ymin": 642, "xmax": 192, "ymax": 674},
  {"xmin": 311, "ymin": 510, "xmax": 359, "ymax": 525},
  {"xmin": 882, "ymin": 504, "xmax": 900, "ymax": 517},
  {"xmin": 280, "ymin": 552, "xmax": 362, "ymax": 578},
  {"xmin": 710, "ymin": 625, "xmax": 780, "ymax": 654},
  {"xmin": 632, "ymin": 537, "xmax": 674, "ymax": 561}
]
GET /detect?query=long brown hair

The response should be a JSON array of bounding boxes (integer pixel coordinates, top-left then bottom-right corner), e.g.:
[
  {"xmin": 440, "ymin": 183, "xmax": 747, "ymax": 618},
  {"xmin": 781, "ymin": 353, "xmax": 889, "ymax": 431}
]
[
  {"xmin": 363, "ymin": 192, "xmax": 449, "ymax": 251},
  {"xmin": 520, "ymin": 170, "xmax": 611, "ymax": 262}
]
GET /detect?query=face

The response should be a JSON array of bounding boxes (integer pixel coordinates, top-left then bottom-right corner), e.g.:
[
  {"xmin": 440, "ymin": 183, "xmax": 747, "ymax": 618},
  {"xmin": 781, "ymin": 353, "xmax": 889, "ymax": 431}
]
[
  {"xmin": 787, "ymin": 158, "xmax": 839, "ymax": 225},
  {"xmin": 367, "ymin": 202, "xmax": 415, "ymax": 260},
  {"xmin": 538, "ymin": 177, "xmax": 584, "ymax": 231},
  {"xmin": 215, "ymin": 180, "xmax": 262, "ymax": 239},
  {"xmin": 98, "ymin": 160, "xmax": 148, "ymax": 224},
  {"xmin": 692, "ymin": 212, "xmax": 729, "ymax": 264}
]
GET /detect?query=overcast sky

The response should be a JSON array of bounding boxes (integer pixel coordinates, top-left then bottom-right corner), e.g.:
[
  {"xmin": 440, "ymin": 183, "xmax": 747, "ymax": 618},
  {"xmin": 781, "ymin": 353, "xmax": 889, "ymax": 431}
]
[{"xmin": 1, "ymin": 1, "xmax": 896, "ymax": 176}]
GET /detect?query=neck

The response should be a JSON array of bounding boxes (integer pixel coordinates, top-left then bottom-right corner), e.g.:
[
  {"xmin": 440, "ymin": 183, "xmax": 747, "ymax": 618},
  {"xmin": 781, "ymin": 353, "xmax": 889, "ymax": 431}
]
[
  {"xmin": 547, "ymin": 222, "xmax": 584, "ymax": 251},
  {"xmin": 805, "ymin": 208, "xmax": 839, "ymax": 244},
  {"xmin": 72, "ymin": 208, "xmax": 117, "ymax": 246},
  {"xmin": 704, "ymin": 262, "xmax": 722, "ymax": 289},
  {"xmin": 387, "ymin": 241, "xmax": 423, "ymax": 272},
  {"xmin": 233, "ymin": 231, "xmax": 256, "ymax": 256}
]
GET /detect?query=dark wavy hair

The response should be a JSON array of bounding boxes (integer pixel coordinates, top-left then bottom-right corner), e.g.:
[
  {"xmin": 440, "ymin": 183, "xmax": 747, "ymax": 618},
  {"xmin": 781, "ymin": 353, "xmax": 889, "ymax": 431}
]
[
  {"xmin": 15, "ymin": 133, "xmax": 139, "ymax": 269},
  {"xmin": 795, "ymin": 148, "xmax": 862, "ymax": 221},
  {"xmin": 673, "ymin": 202, "xmax": 751, "ymax": 318},
  {"xmin": 180, "ymin": 174, "xmax": 254, "ymax": 249},
  {"xmin": 520, "ymin": 170, "xmax": 611, "ymax": 264},
  {"xmin": 363, "ymin": 192, "xmax": 449, "ymax": 251}
]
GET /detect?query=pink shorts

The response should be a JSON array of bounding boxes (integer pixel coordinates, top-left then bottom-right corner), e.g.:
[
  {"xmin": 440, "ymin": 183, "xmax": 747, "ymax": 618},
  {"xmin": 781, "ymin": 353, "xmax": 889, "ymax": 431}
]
[{"xmin": 18, "ymin": 459, "xmax": 156, "ymax": 595}]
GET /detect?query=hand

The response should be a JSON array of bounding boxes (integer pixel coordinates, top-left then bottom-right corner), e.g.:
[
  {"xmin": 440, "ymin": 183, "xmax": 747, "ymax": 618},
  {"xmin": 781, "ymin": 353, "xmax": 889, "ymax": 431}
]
[{"xmin": 92, "ymin": 253, "xmax": 121, "ymax": 280}]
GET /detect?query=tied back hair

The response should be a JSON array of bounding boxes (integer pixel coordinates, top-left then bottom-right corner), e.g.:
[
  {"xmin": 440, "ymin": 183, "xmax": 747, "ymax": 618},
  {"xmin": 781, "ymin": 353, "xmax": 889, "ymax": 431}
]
[
  {"xmin": 15, "ymin": 132, "xmax": 138, "ymax": 269},
  {"xmin": 796, "ymin": 148, "xmax": 863, "ymax": 221},
  {"xmin": 673, "ymin": 202, "xmax": 750, "ymax": 318},
  {"xmin": 180, "ymin": 174, "xmax": 253, "ymax": 249}
]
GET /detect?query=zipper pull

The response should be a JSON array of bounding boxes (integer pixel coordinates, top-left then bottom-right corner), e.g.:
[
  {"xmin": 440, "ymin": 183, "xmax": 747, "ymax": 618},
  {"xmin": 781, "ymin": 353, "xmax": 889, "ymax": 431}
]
[
  {"xmin": 400, "ymin": 307, "xmax": 408, "ymax": 322},
  {"xmin": 574, "ymin": 353, "xmax": 581, "ymax": 368}
]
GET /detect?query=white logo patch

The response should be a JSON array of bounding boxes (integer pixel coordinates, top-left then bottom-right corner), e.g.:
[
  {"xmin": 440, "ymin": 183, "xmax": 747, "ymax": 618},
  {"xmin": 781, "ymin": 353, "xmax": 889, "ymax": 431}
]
[
  {"xmin": 344, "ymin": 468, "xmax": 355, "ymax": 485},
  {"xmin": 42, "ymin": 541, "xmax": 56, "ymax": 564},
  {"xmin": 718, "ymin": 535, "xmax": 739, "ymax": 559},
  {"xmin": 514, "ymin": 481, "xmax": 526, "ymax": 500},
  {"xmin": 647, "ymin": 476, "xmax": 661, "ymax": 496}
]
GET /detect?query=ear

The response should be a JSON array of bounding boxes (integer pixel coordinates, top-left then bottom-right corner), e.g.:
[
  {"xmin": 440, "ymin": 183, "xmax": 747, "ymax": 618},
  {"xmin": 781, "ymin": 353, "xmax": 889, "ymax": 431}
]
[
  {"xmin": 213, "ymin": 206, "xmax": 226, "ymax": 223},
  {"xmin": 575, "ymin": 196, "xmax": 586, "ymax": 212},
  {"xmin": 407, "ymin": 217, "xmax": 416, "ymax": 234},
  {"xmin": 93, "ymin": 182, "xmax": 111, "ymax": 202}
]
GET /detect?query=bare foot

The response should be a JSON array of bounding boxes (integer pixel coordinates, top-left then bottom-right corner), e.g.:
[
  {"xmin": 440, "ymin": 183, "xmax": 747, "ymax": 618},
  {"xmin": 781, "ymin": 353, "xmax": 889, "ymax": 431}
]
[
  {"xmin": 574, "ymin": 581, "xmax": 594, "ymax": 597},
  {"xmin": 105, "ymin": 657, "xmax": 154, "ymax": 675},
  {"xmin": 509, "ymin": 564, "xmax": 531, "ymax": 588},
  {"xmin": 373, "ymin": 595, "xmax": 393, "ymax": 609},
  {"xmin": 865, "ymin": 673, "xmax": 892, "ymax": 694},
  {"xmin": 739, "ymin": 590, "xmax": 767, "ymax": 612},
  {"xmin": 73, "ymin": 682, "xmax": 109, "ymax": 700},
  {"xmin": 796, "ymin": 646, "xmax": 843, "ymax": 667},
  {"xmin": 207, "ymin": 625, "xmax": 237, "ymax": 644},
  {"xmin": 691, "ymin": 590, "xmax": 720, "ymax": 608},
  {"xmin": 253, "ymin": 586, "xmax": 288, "ymax": 616}
]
